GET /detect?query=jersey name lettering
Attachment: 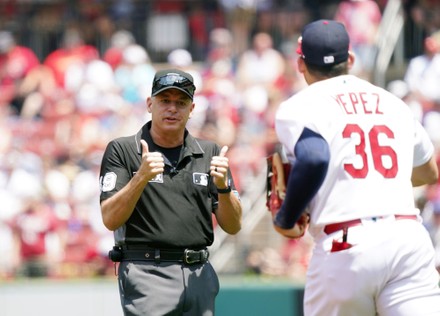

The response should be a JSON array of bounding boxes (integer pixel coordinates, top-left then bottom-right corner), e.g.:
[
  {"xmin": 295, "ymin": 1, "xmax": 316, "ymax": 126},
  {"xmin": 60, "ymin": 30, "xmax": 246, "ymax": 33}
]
[{"xmin": 333, "ymin": 92, "xmax": 382, "ymax": 115}]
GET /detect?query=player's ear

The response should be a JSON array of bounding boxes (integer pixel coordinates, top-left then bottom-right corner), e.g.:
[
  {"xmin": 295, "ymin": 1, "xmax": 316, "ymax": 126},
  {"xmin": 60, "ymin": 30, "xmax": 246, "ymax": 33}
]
[
  {"xmin": 347, "ymin": 51, "xmax": 355, "ymax": 70},
  {"xmin": 297, "ymin": 57, "xmax": 306, "ymax": 74}
]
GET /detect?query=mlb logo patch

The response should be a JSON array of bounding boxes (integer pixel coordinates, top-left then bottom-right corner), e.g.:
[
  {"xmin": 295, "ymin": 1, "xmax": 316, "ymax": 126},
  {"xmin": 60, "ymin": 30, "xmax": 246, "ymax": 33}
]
[
  {"xmin": 193, "ymin": 173, "xmax": 208, "ymax": 186},
  {"xmin": 149, "ymin": 173, "xmax": 163, "ymax": 183}
]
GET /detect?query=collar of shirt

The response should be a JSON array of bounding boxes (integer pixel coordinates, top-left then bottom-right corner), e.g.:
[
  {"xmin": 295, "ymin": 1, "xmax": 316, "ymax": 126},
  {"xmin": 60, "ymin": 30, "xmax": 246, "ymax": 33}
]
[{"xmin": 135, "ymin": 121, "xmax": 205, "ymax": 160}]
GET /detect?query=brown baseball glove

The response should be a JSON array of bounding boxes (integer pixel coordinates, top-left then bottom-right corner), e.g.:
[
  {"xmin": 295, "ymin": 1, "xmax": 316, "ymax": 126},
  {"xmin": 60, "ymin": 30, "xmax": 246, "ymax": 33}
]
[
  {"xmin": 266, "ymin": 152, "xmax": 291, "ymax": 217},
  {"xmin": 267, "ymin": 151, "xmax": 310, "ymax": 239}
]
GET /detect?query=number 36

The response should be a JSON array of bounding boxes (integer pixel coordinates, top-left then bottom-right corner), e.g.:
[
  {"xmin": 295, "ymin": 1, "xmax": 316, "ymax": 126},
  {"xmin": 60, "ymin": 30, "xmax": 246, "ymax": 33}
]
[{"xmin": 343, "ymin": 124, "xmax": 398, "ymax": 179}]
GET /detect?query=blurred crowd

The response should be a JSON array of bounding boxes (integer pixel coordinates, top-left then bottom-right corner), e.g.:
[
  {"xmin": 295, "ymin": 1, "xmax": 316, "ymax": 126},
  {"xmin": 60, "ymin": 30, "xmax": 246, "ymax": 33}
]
[{"xmin": 0, "ymin": 0, "xmax": 440, "ymax": 280}]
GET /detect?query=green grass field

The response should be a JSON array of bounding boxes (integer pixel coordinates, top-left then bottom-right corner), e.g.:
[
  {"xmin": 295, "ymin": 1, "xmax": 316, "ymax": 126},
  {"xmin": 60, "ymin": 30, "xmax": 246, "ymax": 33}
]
[{"xmin": 0, "ymin": 276, "xmax": 305, "ymax": 316}]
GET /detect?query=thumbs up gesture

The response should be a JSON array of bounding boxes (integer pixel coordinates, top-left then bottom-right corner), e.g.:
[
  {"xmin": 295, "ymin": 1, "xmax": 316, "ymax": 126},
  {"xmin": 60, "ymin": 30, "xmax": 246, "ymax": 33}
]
[
  {"xmin": 139, "ymin": 139, "xmax": 164, "ymax": 181},
  {"xmin": 211, "ymin": 146, "xmax": 229, "ymax": 189}
]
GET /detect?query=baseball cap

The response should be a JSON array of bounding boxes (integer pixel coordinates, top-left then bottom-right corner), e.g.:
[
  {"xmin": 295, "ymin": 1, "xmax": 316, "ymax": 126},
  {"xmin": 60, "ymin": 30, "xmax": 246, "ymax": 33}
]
[
  {"xmin": 151, "ymin": 69, "xmax": 196, "ymax": 100},
  {"xmin": 297, "ymin": 19, "xmax": 350, "ymax": 66}
]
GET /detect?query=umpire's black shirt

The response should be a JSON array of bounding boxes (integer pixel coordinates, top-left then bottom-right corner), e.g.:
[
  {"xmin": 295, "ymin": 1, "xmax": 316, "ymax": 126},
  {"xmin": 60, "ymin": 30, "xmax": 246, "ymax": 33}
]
[{"xmin": 99, "ymin": 121, "xmax": 236, "ymax": 249}]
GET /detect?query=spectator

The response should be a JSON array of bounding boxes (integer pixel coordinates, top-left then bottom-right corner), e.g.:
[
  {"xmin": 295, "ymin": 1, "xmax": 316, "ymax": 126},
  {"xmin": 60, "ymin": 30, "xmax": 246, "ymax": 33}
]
[
  {"xmin": 0, "ymin": 30, "xmax": 40, "ymax": 114},
  {"xmin": 236, "ymin": 32, "xmax": 285, "ymax": 91},
  {"xmin": 10, "ymin": 198, "xmax": 61, "ymax": 277},
  {"xmin": 187, "ymin": 2, "xmax": 211, "ymax": 60},
  {"xmin": 73, "ymin": 59, "xmax": 120, "ymax": 115},
  {"xmin": 404, "ymin": 29, "xmax": 440, "ymax": 149},
  {"xmin": 114, "ymin": 43, "xmax": 156, "ymax": 106},
  {"xmin": 43, "ymin": 28, "xmax": 99, "ymax": 90},
  {"xmin": 103, "ymin": 29, "xmax": 135, "ymax": 70},
  {"xmin": 234, "ymin": 32, "xmax": 286, "ymax": 183},
  {"xmin": 251, "ymin": 10, "xmax": 284, "ymax": 52},
  {"xmin": 218, "ymin": 0, "xmax": 258, "ymax": 56},
  {"xmin": 205, "ymin": 28, "xmax": 236, "ymax": 72},
  {"xmin": 199, "ymin": 28, "xmax": 239, "ymax": 145},
  {"xmin": 404, "ymin": 30, "xmax": 440, "ymax": 116},
  {"xmin": 334, "ymin": 0, "xmax": 382, "ymax": 79}
]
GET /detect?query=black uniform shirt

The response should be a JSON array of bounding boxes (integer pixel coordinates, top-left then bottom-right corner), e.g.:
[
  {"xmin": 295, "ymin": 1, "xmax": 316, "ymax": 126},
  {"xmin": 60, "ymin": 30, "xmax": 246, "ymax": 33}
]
[{"xmin": 99, "ymin": 121, "xmax": 238, "ymax": 249}]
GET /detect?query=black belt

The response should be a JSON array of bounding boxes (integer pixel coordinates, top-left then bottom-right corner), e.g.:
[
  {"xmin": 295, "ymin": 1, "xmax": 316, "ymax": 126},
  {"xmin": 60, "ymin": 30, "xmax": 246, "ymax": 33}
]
[{"xmin": 115, "ymin": 247, "xmax": 209, "ymax": 265}]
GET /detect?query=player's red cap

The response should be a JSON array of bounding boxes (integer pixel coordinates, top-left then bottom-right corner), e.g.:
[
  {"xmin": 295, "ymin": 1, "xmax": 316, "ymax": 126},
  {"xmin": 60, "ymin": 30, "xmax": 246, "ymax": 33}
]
[{"xmin": 297, "ymin": 19, "xmax": 349, "ymax": 67}]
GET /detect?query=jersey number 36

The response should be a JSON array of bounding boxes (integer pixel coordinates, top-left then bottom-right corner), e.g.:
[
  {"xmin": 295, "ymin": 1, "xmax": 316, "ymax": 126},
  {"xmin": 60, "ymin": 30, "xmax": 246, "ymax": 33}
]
[{"xmin": 343, "ymin": 124, "xmax": 398, "ymax": 179}]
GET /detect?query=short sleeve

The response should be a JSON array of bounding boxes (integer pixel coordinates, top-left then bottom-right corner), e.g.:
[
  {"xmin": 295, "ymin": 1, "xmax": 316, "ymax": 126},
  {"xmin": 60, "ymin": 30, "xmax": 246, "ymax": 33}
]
[{"xmin": 413, "ymin": 119, "xmax": 435, "ymax": 167}]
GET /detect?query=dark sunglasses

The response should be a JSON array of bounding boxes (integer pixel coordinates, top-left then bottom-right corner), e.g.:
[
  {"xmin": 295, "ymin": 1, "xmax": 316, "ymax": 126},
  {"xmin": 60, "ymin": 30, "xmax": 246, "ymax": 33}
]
[{"xmin": 152, "ymin": 74, "xmax": 196, "ymax": 97}]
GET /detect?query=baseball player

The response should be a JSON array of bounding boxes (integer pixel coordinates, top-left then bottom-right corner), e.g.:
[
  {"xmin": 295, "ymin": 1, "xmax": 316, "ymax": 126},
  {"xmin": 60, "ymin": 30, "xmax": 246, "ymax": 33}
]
[{"xmin": 273, "ymin": 20, "xmax": 440, "ymax": 315}]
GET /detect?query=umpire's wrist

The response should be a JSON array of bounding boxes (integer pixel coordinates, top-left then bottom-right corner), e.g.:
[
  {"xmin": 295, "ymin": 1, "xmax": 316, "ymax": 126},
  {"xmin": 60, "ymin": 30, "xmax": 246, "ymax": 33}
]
[{"xmin": 216, "ymin": 185, "xmax": 231, "ymax": 194}]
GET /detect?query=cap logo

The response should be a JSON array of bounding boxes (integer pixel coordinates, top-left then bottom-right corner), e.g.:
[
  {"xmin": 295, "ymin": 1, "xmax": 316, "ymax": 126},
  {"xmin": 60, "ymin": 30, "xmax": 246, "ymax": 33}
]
[
  {"xmin": 299, "ymin": 19, "xmax": 349, "ymax": 67},
  {"xmin": 323, "ymin": 56, "xmax": 335, "ymax": 64},
  {"xmin": 166, "ymin": 73, "xmax": 181, "ymax": 81}
]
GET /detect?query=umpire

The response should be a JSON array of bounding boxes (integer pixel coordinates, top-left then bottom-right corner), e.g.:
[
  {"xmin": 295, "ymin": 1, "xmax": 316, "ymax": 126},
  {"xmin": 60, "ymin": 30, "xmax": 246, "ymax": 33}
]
[{"xmin": 99, "ymin": 69, "xmax": 242, "ymax": 316}]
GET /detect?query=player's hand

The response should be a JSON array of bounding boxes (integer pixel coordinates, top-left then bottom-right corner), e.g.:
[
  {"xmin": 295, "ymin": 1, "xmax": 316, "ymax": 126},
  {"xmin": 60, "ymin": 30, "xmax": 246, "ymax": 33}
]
[
  {"xmin": 210, "ymin": 146, "xmax": 229, "ymax": 189},
  {"xmin": 139, "ymin": 139, "xmax": 164, "ymax": 181},
  {"xmin": 273, "ymin": 212, "xmax": 310, "ymax": 239}
]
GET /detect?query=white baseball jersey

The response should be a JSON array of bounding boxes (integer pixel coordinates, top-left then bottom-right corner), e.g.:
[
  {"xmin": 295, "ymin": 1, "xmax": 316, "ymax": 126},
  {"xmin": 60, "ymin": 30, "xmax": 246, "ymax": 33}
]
[{"xmin": 275, "ymin": 75, "xmax": 434, "ymax": 238}]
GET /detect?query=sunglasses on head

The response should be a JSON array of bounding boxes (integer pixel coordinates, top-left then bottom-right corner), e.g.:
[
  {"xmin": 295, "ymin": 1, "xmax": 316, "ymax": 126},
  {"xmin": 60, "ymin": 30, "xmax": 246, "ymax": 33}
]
[{"xmin": 153, "ymin": 73, "xmax": 196, "ymax": 96}]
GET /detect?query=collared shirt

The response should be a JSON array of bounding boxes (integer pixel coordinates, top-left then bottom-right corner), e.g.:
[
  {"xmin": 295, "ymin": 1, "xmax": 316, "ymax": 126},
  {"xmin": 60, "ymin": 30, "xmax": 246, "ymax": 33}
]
[{"xmin": 99, "ymin": 121, "xmax": 237, "ymax": 249}]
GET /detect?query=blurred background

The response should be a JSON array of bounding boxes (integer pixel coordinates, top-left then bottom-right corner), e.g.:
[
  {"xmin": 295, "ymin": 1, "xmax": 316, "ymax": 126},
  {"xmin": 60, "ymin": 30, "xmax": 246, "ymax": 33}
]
[{"xmin": 1, "ymin": 0, "xmax": 440, "ymax": 315}]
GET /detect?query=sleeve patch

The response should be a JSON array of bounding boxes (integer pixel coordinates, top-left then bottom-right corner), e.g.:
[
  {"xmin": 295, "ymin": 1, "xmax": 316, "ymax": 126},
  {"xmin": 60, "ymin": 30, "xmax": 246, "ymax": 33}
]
[{"xmin": 101, "ymin": 172, "xmax": 117, "ymax": 192}]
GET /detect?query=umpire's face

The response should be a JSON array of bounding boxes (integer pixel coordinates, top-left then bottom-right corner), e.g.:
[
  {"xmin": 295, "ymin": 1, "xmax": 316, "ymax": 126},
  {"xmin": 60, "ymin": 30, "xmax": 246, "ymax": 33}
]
[{"xmin": 147, "ymin": 88, "xmax": 195, "ymax": 134}]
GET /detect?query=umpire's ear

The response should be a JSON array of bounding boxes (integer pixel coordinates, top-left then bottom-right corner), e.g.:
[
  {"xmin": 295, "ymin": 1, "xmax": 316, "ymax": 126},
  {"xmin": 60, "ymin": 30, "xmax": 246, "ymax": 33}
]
[{"xmin": 146, "ymin": 96, "xmax": 153, "ymax": 113}]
